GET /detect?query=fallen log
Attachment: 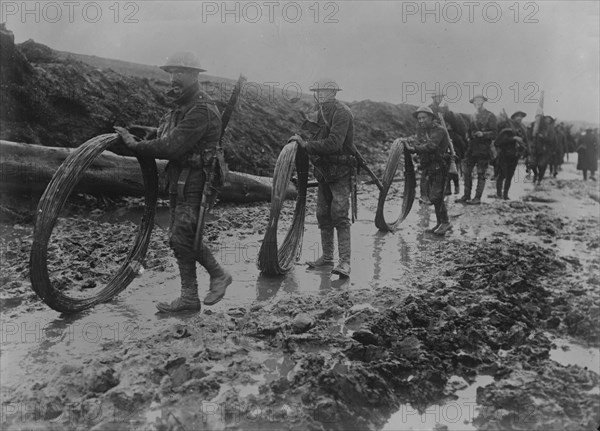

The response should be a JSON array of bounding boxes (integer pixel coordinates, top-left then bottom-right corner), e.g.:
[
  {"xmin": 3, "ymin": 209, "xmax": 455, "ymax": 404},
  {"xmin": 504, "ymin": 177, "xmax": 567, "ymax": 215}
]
[{"xmin": 0, "ymin": 140, "xmax": 297, "ymax": 202}]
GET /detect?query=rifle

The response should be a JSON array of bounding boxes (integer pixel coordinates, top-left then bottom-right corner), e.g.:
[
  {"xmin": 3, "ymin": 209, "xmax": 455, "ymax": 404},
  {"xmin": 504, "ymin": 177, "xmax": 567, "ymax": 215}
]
[
  {"xmin": 437, "ymin": 113, "xmax": 458, "ymax": 175},
  {"xmin": 194, "ymin": 74, "xmax": 247, "ymax": 253},
  {"xmin": 532, "ymin": 90, "xmax": 545, "ymax": 137},
  {"xmin": 352, "ymin": 148, "xmax": 384, "ymax": 191}
]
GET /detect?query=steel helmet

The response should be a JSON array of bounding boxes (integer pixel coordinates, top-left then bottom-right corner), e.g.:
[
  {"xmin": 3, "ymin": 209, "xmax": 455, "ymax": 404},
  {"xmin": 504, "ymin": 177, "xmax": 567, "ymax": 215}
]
[
  {"xmin": 510, "ymin": 111, "xmax": 527, "ymax": 120},
  {"xmin": 412, "ymin": 106, "xmax": 435, "ymax": 119},
  {"xmin": 159, "ymin": 51, "xmax": 206, "ymax": 73},
  {"xmin": 469, "ymin": 94, "xmax": 488, "ymax": 103},
  {"xmin": 309, "ymin": 78, "xmax": 342, "ymax": 92}
]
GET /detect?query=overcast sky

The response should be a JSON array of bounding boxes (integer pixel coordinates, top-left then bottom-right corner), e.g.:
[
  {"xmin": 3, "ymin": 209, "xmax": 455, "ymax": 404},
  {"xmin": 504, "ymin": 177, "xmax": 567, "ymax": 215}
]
[{"xmin": 4, "ymin": 0, "xmax": 599, "ymax": 123}]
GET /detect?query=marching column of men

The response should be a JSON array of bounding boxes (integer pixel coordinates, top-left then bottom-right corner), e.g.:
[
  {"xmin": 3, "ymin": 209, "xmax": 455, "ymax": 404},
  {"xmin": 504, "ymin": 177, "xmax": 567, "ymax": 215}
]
[{"xmin": 117, "ymin": 50, "xmax": 597, "ymax": 312}]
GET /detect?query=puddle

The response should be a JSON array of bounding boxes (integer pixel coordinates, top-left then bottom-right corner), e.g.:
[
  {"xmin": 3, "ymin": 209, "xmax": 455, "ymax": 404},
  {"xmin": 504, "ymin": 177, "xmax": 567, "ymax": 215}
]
[
  {"xmin": 382, "ymin": 375, "xmax": 494, "ymax": 431},
  {"xmin": 0, "ymin": 175, "xmax": 542, "ymax": 399},
  {"xmin": 549, "ymin": 336, "xmax": 600, "ymax": 373}
]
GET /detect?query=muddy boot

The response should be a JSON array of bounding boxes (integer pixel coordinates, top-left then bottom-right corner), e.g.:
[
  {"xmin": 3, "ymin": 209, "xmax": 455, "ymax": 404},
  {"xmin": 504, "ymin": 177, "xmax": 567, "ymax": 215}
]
[
  {"xmin": 434, "ymin": 223, "xmax": 453, "ymax": 235},
  {"xmin": 331, "ymin": 226, "xmax": 351, "ymax": 278},
  {"xmin": 425, "ymin": 223, "xmax": 441, "ymax": 234},
  {"xmin": 503, "ymin": 181, "xmax": 511, "ymax": 201},
  {"xmin": 456, "ymin": 193, "xmax": 470, "ymax": 204},
  {"xmin": 198, "ymin": 244, "xmax": 232, "ymax": 306},
  {"xmin": 156, "ymin": 260, "xmax": 201, "ymax": 313},
  {"xmin": 468, "ymin": 177, "xmax": 485, "ymax": 204},
  {"xmin": 306, "ymin": 228, "xmax": 335, "ymax": 268}
]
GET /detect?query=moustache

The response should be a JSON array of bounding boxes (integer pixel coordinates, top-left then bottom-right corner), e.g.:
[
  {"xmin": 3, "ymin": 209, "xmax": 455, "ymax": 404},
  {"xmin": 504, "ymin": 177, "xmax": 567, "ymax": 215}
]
[{"xmin": 166, "ymin": 82, "xmax": 184, "ymax": 98}]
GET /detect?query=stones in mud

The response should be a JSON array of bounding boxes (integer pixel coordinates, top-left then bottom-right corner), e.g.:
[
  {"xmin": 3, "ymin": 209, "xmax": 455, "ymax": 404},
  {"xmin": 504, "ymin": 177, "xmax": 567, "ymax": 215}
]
[
  {"xmin": 171, "ymin": 324, "xmax": 190, "ymax": 339},
  {"xmin": 292, "ymin": 313, "xmax": 313, "ymax": 334},
  {"xmin": 164, "ymin": 357, "xmax": 190, "ymax": 388},
  {"xmin": 351, "ymin": 328, "xmax": 379, "ymax": 345},
  {"xmin": 86, "ymin": 367, "xmax": 119, "ymax": 393}
]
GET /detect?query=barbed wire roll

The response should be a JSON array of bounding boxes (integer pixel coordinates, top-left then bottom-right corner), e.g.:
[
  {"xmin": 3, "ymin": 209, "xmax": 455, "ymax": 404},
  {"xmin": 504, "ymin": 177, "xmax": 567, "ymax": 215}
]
[
  {"xmin": 29, "ymin": 133, "xmax": 158, "ymax": 313},
  {"xmin": 375, "ymin": 138, "xmax": 416, "ymax": 232},
  {"xmin": 257, "ymin": 142, "xmax": 309, "ymax": 275}
]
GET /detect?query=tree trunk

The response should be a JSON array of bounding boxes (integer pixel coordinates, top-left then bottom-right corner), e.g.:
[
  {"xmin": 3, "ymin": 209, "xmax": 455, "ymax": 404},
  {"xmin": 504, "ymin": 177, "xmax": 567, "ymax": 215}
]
[{"xmin": 0, "ymin": 140, "xmax": 296, "ymax": 202}]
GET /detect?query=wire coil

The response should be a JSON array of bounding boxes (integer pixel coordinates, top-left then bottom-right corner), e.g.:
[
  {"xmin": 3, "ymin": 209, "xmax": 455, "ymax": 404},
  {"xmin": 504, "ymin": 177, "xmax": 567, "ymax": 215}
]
[{"xmin": 29, "ymin": 134, "xmax": 158, "ymax": 313}]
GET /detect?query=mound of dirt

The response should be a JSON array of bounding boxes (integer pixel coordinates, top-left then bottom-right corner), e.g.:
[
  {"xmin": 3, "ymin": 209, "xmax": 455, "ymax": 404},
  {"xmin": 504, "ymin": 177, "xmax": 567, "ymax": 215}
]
[{"xmin": 1, "ymin": 30, "xmax": 418, "ymax": 177}]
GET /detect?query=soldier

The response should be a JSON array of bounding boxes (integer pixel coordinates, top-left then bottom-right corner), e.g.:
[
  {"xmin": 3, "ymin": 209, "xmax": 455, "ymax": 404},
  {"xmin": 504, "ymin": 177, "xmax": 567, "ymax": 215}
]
[
  {"xmin": 457, "ymin": 95, "xmax": 497, "ymax": 205},
  {"xmin": 577, "ymin": 128, "xmax": 598, "ymax": 181},
  {"xmin": 530, "ymin": 115, "xmax": 557, "ymax": 185},
  {"xmin": 429, "ymin": 91, "xmax": 468, "ymax": 195},
  {"xmin": 289, "ymin": 79, "xmax": 355, "ymax": 277},
  {"xmin": 114, "ymin": 51, "xmax": 232, "ymax": 313},
  {"xmin": 495, "ymin": 111, "xmax": 527, "ymax": 200},
  {"xmin": 405, "ymin": 106, "xmax": 452, "ymax": 235}
]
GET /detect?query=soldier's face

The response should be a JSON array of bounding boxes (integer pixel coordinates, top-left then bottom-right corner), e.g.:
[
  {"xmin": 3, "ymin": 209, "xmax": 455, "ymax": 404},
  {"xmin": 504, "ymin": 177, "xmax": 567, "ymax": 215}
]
[
  {"xmin": 169, "ymin": 68, "xmax": 198, "ymax": 91},
  {"xmin": 417, "ymin": 113, "xmax": 434, "ymax": 128},
  {"xmin": 432, "ymin": 96, "xmax": 443, "ymax": 105},
  {"xmin": 514, "ymin": 116, "xmax": 524, "ymax": 124},
  {"xmin": 473, "ymin": 98, "xmax": 485, "ymax": 110},
  {"xmin": 314, "ymin": 89, "xmax": 337, "ymax": 104}
]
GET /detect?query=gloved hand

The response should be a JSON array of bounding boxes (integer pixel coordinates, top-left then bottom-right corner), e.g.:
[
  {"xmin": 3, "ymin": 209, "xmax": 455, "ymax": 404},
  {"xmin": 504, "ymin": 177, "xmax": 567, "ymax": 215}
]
[
  {"xmin": 128, "ymin": 124, "xmax": 158, "ymax": 140},
  {"xmin": 114, "ymin": 126, "xmax": 139, "ymax": 150},
  {"xmin": 288, "ymin": 134, "xmax": 306, "ymax": 148}
]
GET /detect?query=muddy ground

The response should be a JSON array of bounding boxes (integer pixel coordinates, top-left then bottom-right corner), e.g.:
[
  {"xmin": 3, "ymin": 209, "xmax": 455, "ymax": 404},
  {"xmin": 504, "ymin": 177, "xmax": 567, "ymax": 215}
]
[{"xmin": 1, "ymin": 160, "xmax": 599, "ymax": 431}]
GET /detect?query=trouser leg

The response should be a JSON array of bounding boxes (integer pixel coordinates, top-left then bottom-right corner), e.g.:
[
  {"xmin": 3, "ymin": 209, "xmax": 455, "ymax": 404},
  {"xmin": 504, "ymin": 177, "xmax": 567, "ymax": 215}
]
[
  {"xmin": 503, "ymin": 158, "xmax": 518, "ymax": 198},
  {"xmin": 474, "ymin": 159, "xmax": 489, "ymax": 200},
  {"xmin": 329, "ymin": 177, "xmax": 351, "ymax": 277}
]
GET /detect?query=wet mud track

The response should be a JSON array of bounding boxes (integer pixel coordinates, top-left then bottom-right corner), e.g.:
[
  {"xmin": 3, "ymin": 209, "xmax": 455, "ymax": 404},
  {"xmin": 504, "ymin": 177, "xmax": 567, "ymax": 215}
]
[{"xmin": 1, "ymin": 161, "xmax": 599, "ymax": 430}]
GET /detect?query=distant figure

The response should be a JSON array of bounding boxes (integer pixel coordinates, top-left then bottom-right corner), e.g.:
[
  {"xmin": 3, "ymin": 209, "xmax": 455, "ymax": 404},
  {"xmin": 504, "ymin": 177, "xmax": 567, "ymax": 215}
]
[
  {"xmin": 495, "ymin": 111, "xmax": 527, "ymax": 200},
  {"xmin": 404, "ymin": 106, "xmax": 452, "ymax": 236},
  {"xmin": 529, "ymin": 115, "xmax": 557, "ymax": 185},
  {"xmin": 546, "ymin": 117, "xmax": 562, "ymax": 178},
  {"xmin": 577, "ymin": 128, "xmax": 598, "ymax": 181},
  {"xmin": 457, "ymin": 94, "xmax": 497, "ymax": 205}
]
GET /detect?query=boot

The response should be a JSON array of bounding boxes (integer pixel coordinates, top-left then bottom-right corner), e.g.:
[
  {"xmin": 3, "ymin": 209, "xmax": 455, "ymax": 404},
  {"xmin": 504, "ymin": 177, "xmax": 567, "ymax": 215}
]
[
  {"xmin": 503, "ymin": 181, "xmax": 511, "ymax": 201},
  {"xmin": 306, "ymin": 228, "xmax": 335, "ymax": 267},
  {"xmin": 156, "ymin": 260, "xmax": 201, "ymax": 313},
  {"xmin": 425, "ymin": 223, "xmax": 441, "ymax": 234},
  {"xmin": 434, "ymin": 223, "xmax": 453, "ymax": 235},
  {"xmin": 332, "ymin": 226, "xmax": 351, "ymax": 278},
  {"xmin": 456, "ymin": 194, "xmax": 470, "ymax": 204},
  {"xmin": 198, "ymin": 244, "xmax": 232, "ymax": 306},
  {"xmin": 468, "ymin": 176, "xmax": 486, "ymax": 204},
  {"xmin": 496, "ymin": 178, "xmax": 503, "ymax": 198}
]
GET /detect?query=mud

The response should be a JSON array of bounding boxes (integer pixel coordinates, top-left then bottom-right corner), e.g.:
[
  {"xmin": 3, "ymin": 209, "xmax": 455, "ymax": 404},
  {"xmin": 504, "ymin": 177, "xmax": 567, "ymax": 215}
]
[{"xmin": 1, "ymin": 161, "xmax": 599, "ymax": 431}]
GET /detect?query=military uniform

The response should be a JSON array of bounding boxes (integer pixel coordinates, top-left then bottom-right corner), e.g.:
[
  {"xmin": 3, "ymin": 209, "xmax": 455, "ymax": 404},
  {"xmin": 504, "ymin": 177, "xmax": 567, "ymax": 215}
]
[
  {"xmin": 495, "ymin": 119, "xmax": 527, "ymax": 199},
  {"xmin": 530, "ymin": 119, "xmax": 557, "ymax": 185},
  {"xmin": 412, "ymin": 123, "xmax": 451, "ymax": 230},
  {"xmin": 429, "ymin": 103, "xmax": 467, "ymax": 194},
  {"xmin": 131, "ymin": 81, "xmax": 230, "ymax": 310},
  {"xmin": 577, "ymin": 130, "xmax": 598, "ymax": 180},
  {"xmin": 305, "ymin": 99, "xmax": 354, "ymax": 276},
  {"xmin": 462, "ymin": 109, "xmax": 497, "ymax": 202}
]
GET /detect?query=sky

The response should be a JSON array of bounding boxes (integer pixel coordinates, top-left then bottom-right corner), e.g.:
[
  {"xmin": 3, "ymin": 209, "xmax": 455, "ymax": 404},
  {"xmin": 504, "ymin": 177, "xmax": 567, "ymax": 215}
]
[{"xmin": 3, "ymin": 0, "xmax": 599, "ymax": 123}]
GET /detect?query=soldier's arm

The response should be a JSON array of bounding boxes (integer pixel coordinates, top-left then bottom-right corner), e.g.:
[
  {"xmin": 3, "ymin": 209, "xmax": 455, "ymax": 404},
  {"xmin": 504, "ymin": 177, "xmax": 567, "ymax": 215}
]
[
  {"xmin": 482, "ymin": 112, "xmax": 497, "ymax": 139},
  {"xmin": 413, "ymin": 128, "xmax": 445, "ymax": 154},
  {"xmin": 305, "ymin": 109, "xmax": 351, "ymax": 155},
  {"xmin": 133, "ymin": 104, "xmax": 212, "ymax": 160}
]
